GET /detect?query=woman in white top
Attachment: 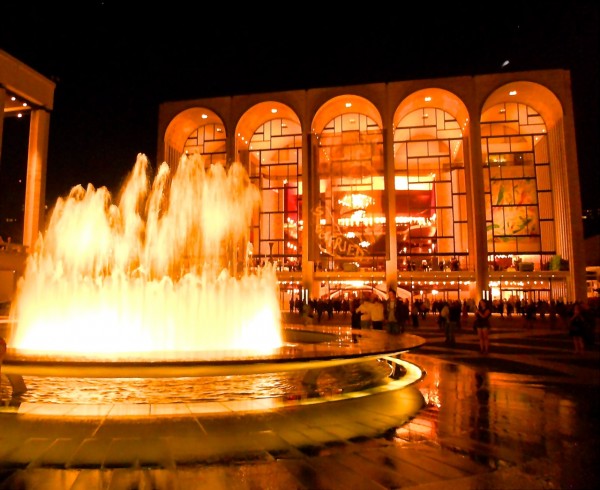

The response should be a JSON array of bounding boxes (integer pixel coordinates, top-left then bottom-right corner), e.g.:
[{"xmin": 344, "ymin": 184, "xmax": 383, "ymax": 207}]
[
  {"xmin": 356, "ymin": 295, "xmax": 373, "ymax": 329},
  {"xmin": 370, "ymin": 296, "xmax": 385, "ymax": 330}
]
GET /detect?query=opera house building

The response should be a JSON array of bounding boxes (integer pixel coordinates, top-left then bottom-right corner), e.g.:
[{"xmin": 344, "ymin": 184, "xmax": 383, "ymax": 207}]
[{"xmin": 156, "ymin": 69, "xmax": 587, "ymax": 305}]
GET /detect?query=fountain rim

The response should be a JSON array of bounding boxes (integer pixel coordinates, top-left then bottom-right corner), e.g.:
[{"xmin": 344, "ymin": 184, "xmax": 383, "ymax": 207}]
[
  {"xmin": 1, "ymin": 351, "xmax": 413, "ymax": 378},
  {"xmin": 0, "ymin": 329, "xmax": 427, "ymax": 378}
]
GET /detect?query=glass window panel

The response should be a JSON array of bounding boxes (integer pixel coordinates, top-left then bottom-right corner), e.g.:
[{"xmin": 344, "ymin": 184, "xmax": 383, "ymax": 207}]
[
  {"xmin": 277, "ymin": 149, "xmax": 298, "ymax": 165},
  {"xmin": 271, "ymin": 135, "xmax": 296, "ymax": 150},
  {"xmin": 453, "ymin": 170, "xmax": 466, "ymax": 193},
  {"xmin": 437, "ymin": 208, "xmax": 453, "ymax": 236},
  {"xmin": 513, "ymin": 178, "xmax": 538, "ymax": 204},
  {"xmin": 491, "ymin": 121, "xmax": 519, "ymax": 136},
  {"xmin": 503, "ymin": 103, "xmax": 517, "ymax": 121},
  {"xmin": 435, "ymin": 182, "xmax": 452, "ymax": 206},
  {"xmin": 436, "ymin": 237, "xmax": 454, "ymax": 252},
  {"xmin": 482, "ymin": 168, "xmax": 490, "ymax": 189},
  {"xmin": 516, "ymin": 236, "xmax": 540, "ymax": 253},
  {"xmin": 491, "ymin": 180, "xmax": 511, "ymax": 205},
  {"xmin": 436, "ymin": 129, "xmax": 461, "ymax": 139},
  {"xmin": 270, "ymin": 121, "xmax": 282, "ymax": 137},
  {"xmin": 492, "ymin": 207, "xmax": 507, "ymax": 235},
  {"xmin": 490, "ymin": 165, "xmax": 503, "ymax": 179},
  {"xmin": 455, "ymin": 222, "xmax": 468, "ymax": 245},
  {"xmin": 521, "ymin": 124, "xmax": 547, "ymax": 135},
  {"xmin": 204, "ymin": 140, "xmax": 226, "ymax": 153},
  {"xmin": 501, "ymin": 165, "xmax": 524, "ymax": 179},
  {"xmin": 538, "ymin": 192, "xmax": 553, "ymax": 219},
  {"xmin": 540, "ymin": 221, "xmax": 556, "ymax": 250},
  {"xmin": 398, "ymin": 111, "xmax": 426, "ymax": 127},
  {"xmin": 498, "ymin": 205, "xmax": 539, "ymax": 236},
  {"xmin": 493, "ymin": 236, "xmax": 517, "ymax": 253},
  {"xmin": 428, "ymin": 140, "xmax": 448, "ymax": 156},
  {"xmin": 518, "ymin": 104, "xmax": 529, "ymax": 123},
  {"xmin": 509, "ymin": 135, "xmax": 533, "ymax": 152},
  {"xmin": 394, "ymin": 128, "xmax": 411, "ymax": 143},
  {"xmin": 522, "ymin": 162, "xmax": 536, "ymax": 178},
  {"xmin": 534, "ymin": 135, "xmax": 549, "ymax": 163},
  {"xmin": 415, "ymin": 126, "xmax": 437, "ymax": 140},
  {"xmin": 527, "ymin": 113, "xmax": 545, "ymax": 125},
  {"xmin": 488, "ymin": 136, "xmax": 511, "ymax": 152},
  {"xmin": 536, "ymin": 165, "xmax": 551, "ymax": 191},
  {"xmin": 407, "ymin": 140, "xmax": 429, "ymax": 158},
  {"xmin": 453, "ymin": 194, "xmax": 466, "ymax": 218},
  {"xmin": 250, "ymin": 140, "xmax": 271, "ymax": 150}
]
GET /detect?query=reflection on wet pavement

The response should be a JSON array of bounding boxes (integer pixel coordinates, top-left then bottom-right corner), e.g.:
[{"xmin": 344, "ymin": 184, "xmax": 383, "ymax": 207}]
[{"xmin": 397, "ymin": 351, "xmax": 600, "ymax": 489}]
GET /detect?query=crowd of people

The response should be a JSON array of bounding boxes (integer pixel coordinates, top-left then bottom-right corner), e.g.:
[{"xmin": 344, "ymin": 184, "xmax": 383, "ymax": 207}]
[{"xmin": 288, "ymin": 292, "xmax": 598, "ymax": 355}]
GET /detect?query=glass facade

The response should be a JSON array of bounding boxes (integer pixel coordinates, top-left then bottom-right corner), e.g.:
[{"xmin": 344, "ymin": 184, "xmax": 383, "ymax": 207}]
[
  {"xmin": 481, "ymin": 102, "xmax": 555, "ymax": 270},
  {"xmin": 393, "ymin": 107, "xmax": 468, "ymax": 273},
  {"xmin": 315, "ymin": 113, "xmax": 385, "ymax": 272},
  {"xmin": 160, "ymin": 72, "xmax": 586, "ymax": 304},
  {"xmin": 247, "ymin": 118, "xmax": 303, "ymax": 271}
]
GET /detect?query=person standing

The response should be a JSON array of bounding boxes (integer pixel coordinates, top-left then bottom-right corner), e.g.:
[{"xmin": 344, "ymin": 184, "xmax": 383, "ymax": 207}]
[
  {"xmin": 411, "ymin": 301, "xmax": 420, "ymax": 328},
  {"xmin": 398, "ymin": 299, "xmax": 410, "ymax": 333},
  {"xmin": 440, "ymin": 301, "xmax": 454, "ymax": 345},
  {"xmin": 370, "ymin": 296, "xmax": 385, "ymax": 330},
  {"xmin": 356, "ymin": 294, "xmax": 373, "ymax": 330},
  {"xmin": 568, "ymin": 301, "xmax": 586, "ymax": 354},
  {"xmin": 385, "ymin": 289, "xmax": 401, "ymax": 334},
  {"xmin": 350, "ymin": 297, "xmax": 362, "ymax": 330},
  {"xmin": 474, "ymin": 299, "xmax": 492, "ymax": 354}
]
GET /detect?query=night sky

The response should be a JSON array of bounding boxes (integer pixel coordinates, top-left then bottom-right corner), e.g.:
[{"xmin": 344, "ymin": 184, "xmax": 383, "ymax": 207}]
[{"xmin": 1, "ymin": 3, "xmax": 598, "ymax": 219}]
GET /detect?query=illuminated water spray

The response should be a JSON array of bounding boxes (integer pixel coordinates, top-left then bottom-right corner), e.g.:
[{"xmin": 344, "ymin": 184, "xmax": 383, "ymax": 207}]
[{"xmin": 8, "ymin": 153, "xmax": 283, "ymax": 360}]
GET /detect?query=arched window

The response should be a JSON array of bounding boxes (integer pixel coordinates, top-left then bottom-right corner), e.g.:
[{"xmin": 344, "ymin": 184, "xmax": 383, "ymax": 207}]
[
  {"xmin": 481, "ymin": 102, "xmax": 555, "ymax": 271},
  {"xmin": 247, "ymin": 118, "xmax": 303, "ymax": 270},
  {"xmin": 393, "ymin": 108, "xmax": 467, "ymax": 272},
  {"xmin": 315, "ymin": 113, "xmax": 385, "ymax": 272},
  {"xmin": 183, "ymin": 123, "xmax": 227, "ymax": 167}
]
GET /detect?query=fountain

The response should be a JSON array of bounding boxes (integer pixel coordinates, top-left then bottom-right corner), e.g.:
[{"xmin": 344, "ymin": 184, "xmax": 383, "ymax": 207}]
[
  {"xmin": 6, "ymin": 153, "xmax": 282, "ymax": 360},
  {"xmin": 1, "ymin": 152, "xmax": 425, "ymax": 408}
]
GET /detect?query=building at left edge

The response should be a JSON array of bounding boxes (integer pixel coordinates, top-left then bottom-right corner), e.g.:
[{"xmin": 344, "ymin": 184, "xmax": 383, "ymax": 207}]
[{"xmin": 0, "ymin": 50, "xmax": 54, "ymax": 304}]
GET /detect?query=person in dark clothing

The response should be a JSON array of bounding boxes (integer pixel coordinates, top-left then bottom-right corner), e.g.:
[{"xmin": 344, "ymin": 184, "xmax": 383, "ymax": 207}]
[
  {"xmin": 398, "ymin": 299, "xmax": 410, "ymax": 333},
  {"xmin": 449, "ymin": 300, "xmax": 462, "ymax": 331},
  {"xmin": 474, "ymin": 299, "xmax": 492, "ymax": 354},
  {"xmin": 350, "ymin": 297, "xmax": 362, "ymax": 330},
  {"xmin": 411, "ymin": 302, "xmax": 420, "ymax": 328},
  {"xmin": 568, "ymin": 301, "xmax": 586, "ymax": 354},
  {"xmin": 384, "ymin": 289, "xmax": 401, "ymax": 334}
]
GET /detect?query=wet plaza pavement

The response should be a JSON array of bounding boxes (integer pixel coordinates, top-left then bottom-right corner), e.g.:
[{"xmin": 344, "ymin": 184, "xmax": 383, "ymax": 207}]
[{"xmin": 1, "ymin": 313, "xmax": 599, "ymax": 489}]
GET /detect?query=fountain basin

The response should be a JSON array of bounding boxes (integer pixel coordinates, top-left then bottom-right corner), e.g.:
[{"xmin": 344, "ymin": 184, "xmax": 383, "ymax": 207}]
[{"xmin": 2, "ymin": 327, "xmax": 425, "ymax": 378}]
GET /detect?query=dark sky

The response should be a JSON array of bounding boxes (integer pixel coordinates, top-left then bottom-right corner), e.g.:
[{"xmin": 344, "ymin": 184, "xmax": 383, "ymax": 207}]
[{"xmin": 1, "ymin": 2, "xmax": 598, "ymax": 212}]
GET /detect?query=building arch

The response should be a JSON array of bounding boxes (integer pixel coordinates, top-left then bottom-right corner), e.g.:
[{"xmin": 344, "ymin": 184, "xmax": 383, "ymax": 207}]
[
  {"xmin": 393, "ymin": 87, "xmax": 469, "ymax": 130},
  {"xmin": 392, "ymin": 88, "xmax": 470, "ymax": 304},
  {"xmin": 310, "ymin": 95, "xmax": 385, "ymax": 274},
  {"xmin": 234, "ymin": 101, "xmax": 303, "ymax": 268},
  {"xmin": 312, "ymin": 94, "xmax": 382, "ymax": 136},
  {"xmin": 480, "ymin": 79, "xmax": 580, "ymax": 300},
  {"xmin": 163, "ymin": 107, "xmax": 227, "ymax": 169}
]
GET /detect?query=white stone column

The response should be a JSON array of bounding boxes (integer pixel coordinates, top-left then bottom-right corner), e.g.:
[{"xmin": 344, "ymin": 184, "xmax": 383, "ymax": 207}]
[{"xmin": 23, "ymin": 108, "xmax": 50, "ymax": 250}]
